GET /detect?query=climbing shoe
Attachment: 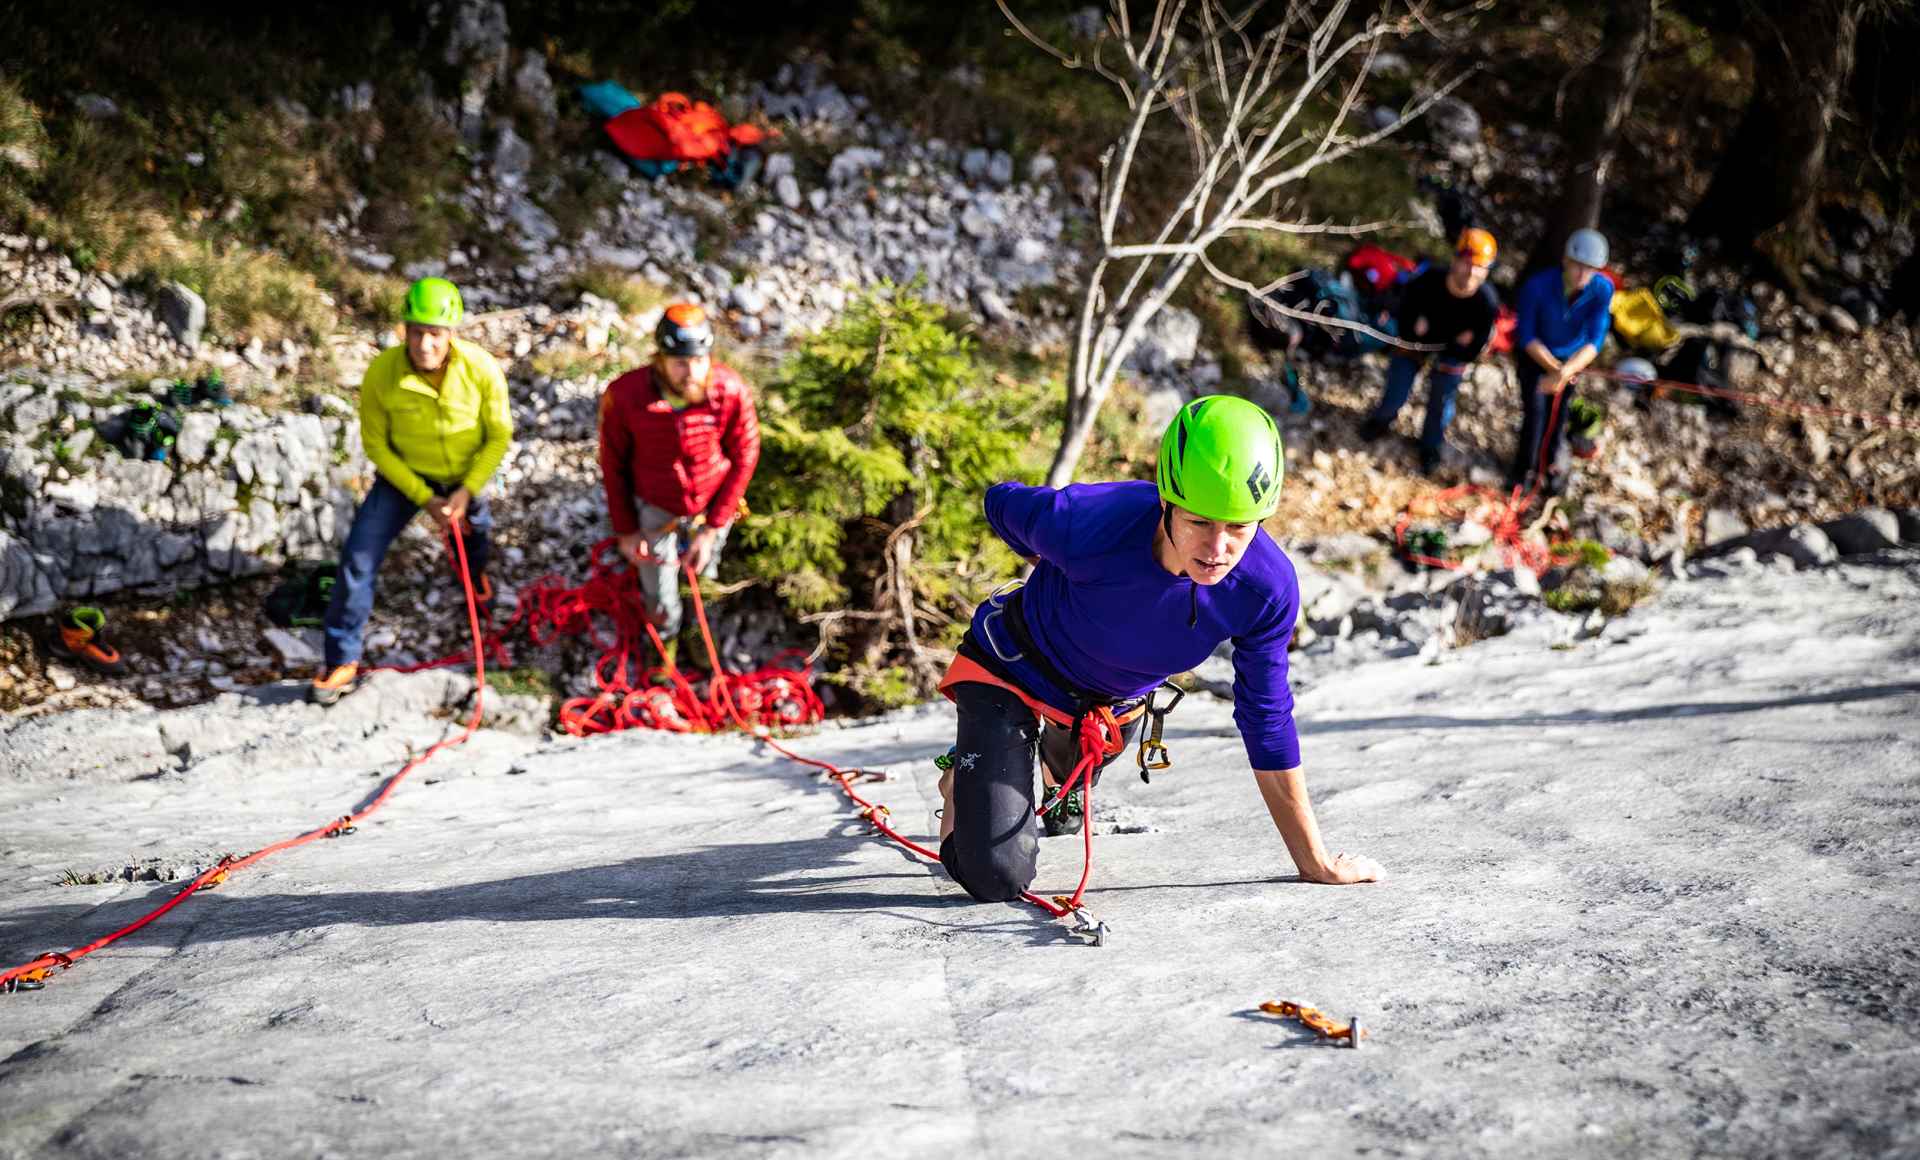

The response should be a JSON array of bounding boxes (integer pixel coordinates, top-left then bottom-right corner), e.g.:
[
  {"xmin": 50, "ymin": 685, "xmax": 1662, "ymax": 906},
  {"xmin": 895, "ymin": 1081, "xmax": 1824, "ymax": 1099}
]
[
  {"xmin": 169, "ymin": 378, "xmax": 198, "ymax": 408},
  {"xmin": 1041, "ymin": 784, "xmax": 1085, "ymax": 838},
  {"xmin": 309, "ymin": 662, "xmax": 361, "ymax": 706},
  {"xmin": 51, "ymin": 606, "xmax": 127, "ymax": 674}
]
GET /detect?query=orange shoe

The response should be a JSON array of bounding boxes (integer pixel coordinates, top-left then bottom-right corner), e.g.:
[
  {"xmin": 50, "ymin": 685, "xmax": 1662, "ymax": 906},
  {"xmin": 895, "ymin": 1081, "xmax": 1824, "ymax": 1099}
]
[
  {"xmin": 52, "ymin": 606, "xmax": 127, "ymax": 674},
  {"xmin": 309, "ymin": 662, "xmax": 361, "ymax": 705}
]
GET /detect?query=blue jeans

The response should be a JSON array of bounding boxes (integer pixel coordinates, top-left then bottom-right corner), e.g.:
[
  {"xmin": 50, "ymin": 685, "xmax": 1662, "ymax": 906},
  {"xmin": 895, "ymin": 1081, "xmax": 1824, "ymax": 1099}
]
[
  {"xmin": 1511, "ymin": 359, "xmax": 1573, "ymax": 486},
  {"xmin": 323, "ymin": 477, "xmax": 492, "ymax": 668},
  {"xmin": 1370, "ymin": 354, "xmax": 1464, "ymax": 455}
]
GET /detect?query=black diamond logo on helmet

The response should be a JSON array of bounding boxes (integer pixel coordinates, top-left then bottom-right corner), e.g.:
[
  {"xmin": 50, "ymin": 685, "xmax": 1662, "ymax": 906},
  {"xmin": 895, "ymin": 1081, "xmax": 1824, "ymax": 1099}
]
[{"xmin": 1247, "ymin": 461, "xmax": 1273, "ymax": 503}]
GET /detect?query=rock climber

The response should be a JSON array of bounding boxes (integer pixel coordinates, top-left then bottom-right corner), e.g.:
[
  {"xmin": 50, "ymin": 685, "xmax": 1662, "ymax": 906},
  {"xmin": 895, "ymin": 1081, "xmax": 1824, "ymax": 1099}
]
[
  {"xmin": 1359, "ymin": 227, "xmax": 1503, "ymax": 477},
  {"xmin": 311, "ymin": 277, "xmax": 513, "ymax": 704},
  {"xmin": 597, "ymin": 302, "xmax": 761, "ymax": 660},
  {"xmin": 1510, "ymin": 228, "xmax": 1614, "ymax": 496},
  {"xmin": 937, "ymin": 394, "xmax": 1384, "ymax": 902}
]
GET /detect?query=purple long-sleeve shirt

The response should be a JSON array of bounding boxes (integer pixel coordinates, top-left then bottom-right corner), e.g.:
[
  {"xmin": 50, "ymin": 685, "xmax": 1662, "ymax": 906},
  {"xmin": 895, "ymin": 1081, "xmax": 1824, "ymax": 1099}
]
[{"xmin": 968, "ymin": 480, "xmax": 1303, "ymax": 771}]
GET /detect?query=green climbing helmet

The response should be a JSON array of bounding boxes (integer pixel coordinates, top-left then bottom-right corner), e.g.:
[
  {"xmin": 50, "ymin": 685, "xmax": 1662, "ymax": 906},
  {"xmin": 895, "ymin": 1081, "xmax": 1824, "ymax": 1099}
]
[
  {"xmin": 403, "ymin": 277, "xmax": 464, "ymax": 328},
  {"xmin": 1155, "ymin": 395, "xmax": 1285, "ymax": 523}
]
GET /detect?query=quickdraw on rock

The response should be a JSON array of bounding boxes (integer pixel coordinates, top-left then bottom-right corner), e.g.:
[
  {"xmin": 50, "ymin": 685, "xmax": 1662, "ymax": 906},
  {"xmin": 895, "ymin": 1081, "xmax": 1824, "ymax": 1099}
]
[{"xmin": 1259, "ymin": 1000, "xmax": 1367, "ymax": 1048}]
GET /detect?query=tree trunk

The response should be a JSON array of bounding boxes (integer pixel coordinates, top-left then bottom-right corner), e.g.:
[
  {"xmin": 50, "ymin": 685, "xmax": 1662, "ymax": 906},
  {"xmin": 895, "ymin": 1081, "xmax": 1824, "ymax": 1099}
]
[
  {"xmin": 1688, "ymin": 0, "xmax": 1866, "ymax": 283},
  {"xmin": 1527, "ymin": 0, "xmax": 1658, "ymax": 279},
  {"xmin": 1045, "ymin": 383, "xmax": 1105, "ymax": 488}
]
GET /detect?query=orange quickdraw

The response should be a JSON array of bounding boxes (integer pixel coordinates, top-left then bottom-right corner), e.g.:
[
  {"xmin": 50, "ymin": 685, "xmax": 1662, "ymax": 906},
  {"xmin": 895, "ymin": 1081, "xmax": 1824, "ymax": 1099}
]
[{"xmin": 1259, "ymin": 1000, "xmax": 1367, "ymax": 1048}]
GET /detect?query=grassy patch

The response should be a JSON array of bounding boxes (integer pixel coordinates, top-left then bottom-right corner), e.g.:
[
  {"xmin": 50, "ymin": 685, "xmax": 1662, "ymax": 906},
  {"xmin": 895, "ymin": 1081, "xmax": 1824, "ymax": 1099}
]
[
  {"xmin": 488, "ymin": 667, "xmax": 557, "ymax": 699},
  {"xmin": 526, "ymin": 345, "xmax": 633, "ymax": 383},
  {"xmin": 564, "ymin": 265, "xmax": 669, "ymax": 317},
  {"xmin": 135, "ymin": 223, "xmax": 338, "ymax": 345},
  {"xmin": 1598, "ymin": 577, "xmax": 1658, "ymax": 618}
]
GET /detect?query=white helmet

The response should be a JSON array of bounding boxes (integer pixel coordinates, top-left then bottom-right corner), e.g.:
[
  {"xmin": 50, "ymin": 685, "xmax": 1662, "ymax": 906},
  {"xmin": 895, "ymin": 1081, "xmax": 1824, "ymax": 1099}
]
[
  {"xmin": 1566, "ymin": 228, "xmax": 1610, "ymax": 268},
  {"xmin": 1615, "ymin": 357, "xmax": 1657, "ymax": 386}
]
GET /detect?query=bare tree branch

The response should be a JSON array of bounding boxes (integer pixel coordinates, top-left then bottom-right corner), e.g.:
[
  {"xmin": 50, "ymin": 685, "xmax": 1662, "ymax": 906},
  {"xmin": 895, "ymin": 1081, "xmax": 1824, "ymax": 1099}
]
[
  {"xmin": 1201, "ymin": 250, "xmax": 1444, "ymax": 354},
  {"xmin": 1015, "ymin": 0, "xmax": 1480, "ymax": 485},
  {"xmin": 994, "ymin": 0, "xmax": 1083, "ymax": 68}
]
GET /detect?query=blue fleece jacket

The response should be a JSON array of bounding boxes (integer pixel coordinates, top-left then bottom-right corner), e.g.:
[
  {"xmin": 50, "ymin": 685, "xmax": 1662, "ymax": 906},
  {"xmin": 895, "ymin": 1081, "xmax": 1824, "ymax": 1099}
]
[
  {"xmin": 968, "ymin": 480, "xmax": 1303, "ymax": 771},
  {"xmin": 1513, "ymin": 266, "xmax": 1613, "ymax": 360}
]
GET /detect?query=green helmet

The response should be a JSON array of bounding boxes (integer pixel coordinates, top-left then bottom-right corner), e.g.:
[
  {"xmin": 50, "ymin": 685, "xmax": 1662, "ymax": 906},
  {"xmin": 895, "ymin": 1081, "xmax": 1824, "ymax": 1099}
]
[
  {"xmin": 403, "ymin": 277, "xmax": 464, "ymax": 328},
  {"xmin": 1155, "ymin": 395, "xmax": 1285, "ymax": 523}
]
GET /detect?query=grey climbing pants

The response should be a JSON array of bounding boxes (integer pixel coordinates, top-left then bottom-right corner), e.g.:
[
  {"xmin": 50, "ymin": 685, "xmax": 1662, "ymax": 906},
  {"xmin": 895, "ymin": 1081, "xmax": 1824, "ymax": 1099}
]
[{"xmin": 634, "ymin": 500, "xmax": 731, "ymax": 638}]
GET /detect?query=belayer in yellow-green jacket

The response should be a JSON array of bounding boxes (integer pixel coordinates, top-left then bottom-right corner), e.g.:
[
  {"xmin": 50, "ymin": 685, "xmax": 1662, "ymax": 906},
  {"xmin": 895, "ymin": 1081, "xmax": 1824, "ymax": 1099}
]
[{"xmin": 312, "ymin": 277, "xmax": 514, "ymax": 704}]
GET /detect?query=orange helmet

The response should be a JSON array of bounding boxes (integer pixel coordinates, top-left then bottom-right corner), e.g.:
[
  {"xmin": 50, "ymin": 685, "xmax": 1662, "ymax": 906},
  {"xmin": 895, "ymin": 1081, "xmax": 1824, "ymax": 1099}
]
[
  {"xmin": 656, "ymin": 302, "xmax": 714, "ymax": 357},
  {"xmin": 1456, "ymin": 227, "xmax": 1498, "ymax": 267}
]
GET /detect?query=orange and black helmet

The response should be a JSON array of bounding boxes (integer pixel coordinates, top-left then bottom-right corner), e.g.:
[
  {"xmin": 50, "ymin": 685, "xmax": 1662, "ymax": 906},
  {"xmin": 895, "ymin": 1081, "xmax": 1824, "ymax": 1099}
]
[
  {"xmin": 655, "ymin": 302, "xmax": 714, "ymax": 357},
  {"xmin": 1456, "ymin": 227, "xmax": 1498, "ymax": 267}
]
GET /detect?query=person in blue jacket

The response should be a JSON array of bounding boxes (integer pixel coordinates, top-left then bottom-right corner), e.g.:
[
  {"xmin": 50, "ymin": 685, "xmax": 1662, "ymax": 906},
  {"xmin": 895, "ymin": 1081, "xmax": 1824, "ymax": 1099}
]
[
  {"xmin": 934, "ymin": 395, "xmax": 1383, "ymax": 904},
  {"xmin": 1510, "ymin": 229, "xmax": 1614, "ymax": 495}
]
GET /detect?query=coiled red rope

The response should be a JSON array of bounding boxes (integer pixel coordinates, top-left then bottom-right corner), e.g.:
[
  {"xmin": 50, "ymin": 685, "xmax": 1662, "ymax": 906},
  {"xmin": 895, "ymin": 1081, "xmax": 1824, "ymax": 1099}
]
[{"xmin": 1392, "ymin": 386, "xmax": 1578, "ymax": 573}]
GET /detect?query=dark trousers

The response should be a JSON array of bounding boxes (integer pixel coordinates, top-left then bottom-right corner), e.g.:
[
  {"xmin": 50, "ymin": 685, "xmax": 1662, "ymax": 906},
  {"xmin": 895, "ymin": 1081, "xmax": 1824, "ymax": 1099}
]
[
  {"xmin": 1370, "ymin": 353, "xmax": 1466, "ymax": 455},
  {"xmin": 938, "ymin": 682, "xmax": 1139, "ymax": 903},
  {"xmin": 322, "ymin": 477, "xmax": 492, "ymax": 668},
  {"xmin": 1511, "ymin": 358, "xmax": 1574, "ymax": 487}
]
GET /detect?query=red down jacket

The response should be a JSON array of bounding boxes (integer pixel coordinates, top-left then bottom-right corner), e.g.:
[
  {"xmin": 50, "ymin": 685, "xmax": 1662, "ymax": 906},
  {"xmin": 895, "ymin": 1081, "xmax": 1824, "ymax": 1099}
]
[{"xmin": 598, "ymin": 362, "xmax": 761, "ymax": 534}]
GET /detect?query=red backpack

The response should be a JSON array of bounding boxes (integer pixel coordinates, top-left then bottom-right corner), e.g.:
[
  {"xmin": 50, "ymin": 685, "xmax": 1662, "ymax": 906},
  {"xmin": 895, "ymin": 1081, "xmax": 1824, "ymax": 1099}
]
[
  {"xmin": 604, "ymin": 92, "xmax": 767, "ymax": 162},
  {"xmin": 1345, "ymin": 243, "xmax": 1418, "ymax": 295}
]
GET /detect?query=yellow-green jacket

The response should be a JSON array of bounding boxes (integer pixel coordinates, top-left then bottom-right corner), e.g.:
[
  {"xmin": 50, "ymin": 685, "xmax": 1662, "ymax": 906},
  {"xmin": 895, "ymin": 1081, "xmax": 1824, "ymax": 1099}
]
[{"xmin": 358, "ymin": 338, "xmax": 513, "ymax": 506}]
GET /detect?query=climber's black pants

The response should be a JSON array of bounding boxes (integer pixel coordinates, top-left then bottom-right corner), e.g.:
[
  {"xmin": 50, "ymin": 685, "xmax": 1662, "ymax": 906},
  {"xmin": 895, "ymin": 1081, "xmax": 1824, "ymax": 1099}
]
[{"xmin": 938, "ymin": 681, "xmax": 1138, "ymax": 903}]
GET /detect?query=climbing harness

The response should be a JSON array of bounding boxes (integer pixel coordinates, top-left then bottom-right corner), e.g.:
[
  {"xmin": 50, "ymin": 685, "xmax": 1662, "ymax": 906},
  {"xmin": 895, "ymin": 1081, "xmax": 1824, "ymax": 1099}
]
[
  {"xmin": 1259, "ymin": 999, "xmax": 1366, "ymax": 1048},
  {"xmin": 1, "ymin": 523, "xmax": 491, "ymax": 995}
]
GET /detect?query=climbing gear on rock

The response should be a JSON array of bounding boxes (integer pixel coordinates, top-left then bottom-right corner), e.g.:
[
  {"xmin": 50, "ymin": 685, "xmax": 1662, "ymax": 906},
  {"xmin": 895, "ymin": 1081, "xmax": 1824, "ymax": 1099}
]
[
  {"xmin": 52, "ymin": 606, "xmax": 126, "ymax": 674},
  {"xmin": 169, "ymin": 377, "xmax": 198, "ymax": 408},
  {"xmin": 403, "ymin": 277, "xmax": 464, "ymax": 328},
  {"xmin": 265, "ymin": 562, "xmax": 337, "ymax": 629},
  {"xmin": 1258, "ymin": 1000, "xmax": 1366, "ymax": 1048},
  {"xmin": 308, "ymin": 662, "xmax": 362, "ymax": 706},
  {"xmin": 100, "ymin": 401, "xmax": 180, "ymax": 462},
  {"xmin": 655, "ymin": 302, "xmax": 715, "ymax": 357},
  {"xmin": 1156, "ymin": 395, "xmax": 1285, "ymax": 524},
  {"xmin": 197, "ymin": 370, "xmax": 234, "ymax": 407},
  {"xmin": 1565, "ymin": 228, "xmax": 1609, "ymax": 268}
]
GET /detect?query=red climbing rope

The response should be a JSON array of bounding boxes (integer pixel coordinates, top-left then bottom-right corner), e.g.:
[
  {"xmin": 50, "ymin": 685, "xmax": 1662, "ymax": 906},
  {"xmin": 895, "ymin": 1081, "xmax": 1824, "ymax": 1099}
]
[
  {"xmin": 353, "ymin": 534, "xmax": 825, "ymax": 737},
  {"xmin": 1391, "ymin": 364, "xmax": 1920, "ymax": 573},
  {"xmin": 1594, "ymin": 366, "xmax": 1920, "ymax": 432},
  {"xmin": 670, "ymin": 564, "xmax": 1118, "ymax": 924},
  {"xmin": 1, "ymin": 522, "xmax": 491, "ymax": 994},
  {"xmin": 1391, "ymin": 386, "xmax": 1578, "ymax": 573}
]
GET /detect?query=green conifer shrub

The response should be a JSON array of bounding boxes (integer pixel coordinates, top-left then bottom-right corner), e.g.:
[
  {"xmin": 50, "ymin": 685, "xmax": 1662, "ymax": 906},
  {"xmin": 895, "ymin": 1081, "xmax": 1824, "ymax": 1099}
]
[{"xmin": 738, "ymin": 285, "xmax": 1037, "ymax": 706}]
